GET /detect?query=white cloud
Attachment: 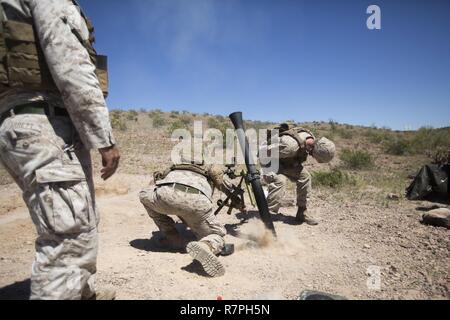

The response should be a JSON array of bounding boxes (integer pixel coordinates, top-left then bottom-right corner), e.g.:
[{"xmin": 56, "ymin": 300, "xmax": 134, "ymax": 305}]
[{"xmin": 133, "ymin": 0, "xmax": 219, "ymax": 63}]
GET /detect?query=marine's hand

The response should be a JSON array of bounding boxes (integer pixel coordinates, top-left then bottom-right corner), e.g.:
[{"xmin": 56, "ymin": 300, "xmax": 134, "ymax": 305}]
[
  {"xmin": 305, "ymin": 137, "xmax": 315, "ymax": 154},
  {"xmin": 231, "ymin": 196, "xmax": 246, "ymax": 212},
  {"xmin": 99, "ymin": 145, "xmax": 120, "ymax": 180}
]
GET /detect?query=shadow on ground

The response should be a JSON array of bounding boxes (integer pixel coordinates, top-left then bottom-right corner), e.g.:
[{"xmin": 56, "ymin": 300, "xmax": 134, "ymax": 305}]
[
  {"xmin": 129, "ymin": 223, "xmax": 196, "ymax": 253},
  {"xmin": 181, "ymin": 261, "xmax": 210, "ymax": 277},
  {"xmin": 225, "ymin": 210, "xmax": 300, "ymax": 236},
  {"xmin": 0, "ymin": 279, "xmax": 30, "ymax": 300}
]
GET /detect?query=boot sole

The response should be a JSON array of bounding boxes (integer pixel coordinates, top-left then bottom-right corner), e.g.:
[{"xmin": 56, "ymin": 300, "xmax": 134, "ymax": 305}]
[{"xmin": 186, "ymin": 242, "xmax": 225, "ymax": 278}]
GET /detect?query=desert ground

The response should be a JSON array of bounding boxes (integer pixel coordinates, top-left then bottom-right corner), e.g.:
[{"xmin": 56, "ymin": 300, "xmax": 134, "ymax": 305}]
[{"xmin": 0, "ymin": 111, "xmax": 448, "ymax": 300}]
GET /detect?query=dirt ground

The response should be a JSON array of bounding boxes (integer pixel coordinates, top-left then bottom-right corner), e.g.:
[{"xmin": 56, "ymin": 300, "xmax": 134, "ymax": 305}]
[
  {"xmin": 0, "ymin": 114, "xmax": 448, "ymax": 300},
  {"xmin": 0, "ymin": 172, "xmax": 448, "ymax": 300}
]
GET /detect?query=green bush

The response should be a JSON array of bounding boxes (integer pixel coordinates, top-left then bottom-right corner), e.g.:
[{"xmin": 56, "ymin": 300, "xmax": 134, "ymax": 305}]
[
  {"xmin": 340, "ymin": 149, "xmax": 375, "ymax": 170},
  {"xmin": 180, "ymin": 115, "xmax": 192, "ymax": 126},
  {"xmin": 410, "ymin": 127, "xmax": 450, "ymax": 154},
  {"xmin": 206, "ymin": 117, "xmax": 232, "ymax": 147},
  {"xmin": 250, "ymin": 120, "xmax": 273, "ymax": 131},
  {"xmin": 126, "ymin": 110, "xmax": 138, "ymax": 122},
  {"xmin": 340, "ymin": 130, "xmax": 353, "ymax": 139},
  {"xmin": 167, "ymin": 120, "xmax": 189, "ymax": 134},
  {"xmin": 363, "ymin": 129, "xmax": 390, "ymax": 144},
  {"xmin": 110, "ymin": 111, "xmax": 127, "ymax": 131},
  {"xmin": 329, "ymin": 119, "xmax": 338, "ymax": 132},
  {"xmin": 215, "ymin": 115, "xmax": 225, "ymax": 121},
  {"xmin": 383, "ymin": 138, "xmax": 411, "ymax": 155},
  {"xmin": 152, "ymin": 114, "xmax": 166, "ymax": 128},
  {"xmin": 359, "ymin": 126, "xmax": 450, "ymax": 156},
  {"xmin": 148, "ymin": 109, "xmax": 163, "ymax": 118},
  {"xmin": 207, "ymin": 117, "xmax": 219, "ymax": 128},
  {"xmin": 321, "ymin": 130, "xmax": 335, "ymax": 142},
  {"xmin": 335, "ymin": 128, "xmax": 353, "ymax": 139},
  {"xmin": 111, "ymin": 117, "xmax": 127, "ymax": 131},
  {"xmin": 312, "ymin": 169, "xmax": 356, "ymax": 188},
  {"xmin": 170, "ymin": 111, "xmax": 180, "ymax": 118}
]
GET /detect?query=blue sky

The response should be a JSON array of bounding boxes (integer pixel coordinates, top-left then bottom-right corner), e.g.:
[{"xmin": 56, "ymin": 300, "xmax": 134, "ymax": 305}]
[{"xmin": 79, "ymin": 0, "xmax": 450, "ymax": 130}]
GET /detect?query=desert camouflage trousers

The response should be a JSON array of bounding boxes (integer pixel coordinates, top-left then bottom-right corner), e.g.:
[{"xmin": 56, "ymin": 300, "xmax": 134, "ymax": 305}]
[
  {"xmin": 0, "ymin": 114, "xmax": 98, "ymax": 300},
  {"xmin": 264, "ymin": 166, "xmax": 312, "ymax": 213},
  {"xmin": 139, "ymin": 185, "xmax": 226, "ymax": 255}
]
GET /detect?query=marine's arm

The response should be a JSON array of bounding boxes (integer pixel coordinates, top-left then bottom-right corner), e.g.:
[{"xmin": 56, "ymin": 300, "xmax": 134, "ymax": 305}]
[
  {"xmin": 281, "ymin": 134, "xmax": 315, "ymax": 157},
  {"xmin": 208, "ymin": 165, "xmax": 234, "ymax": 195},
  {"xmin": 208, "ymin": 165, "xmax": 245, "ymax": 211},
  {"xmin": 261, "ymin": 136, "xmax": 301, "ymax": 159},
  {"xmin": 30, "ymin": 0, "xmax": 119, "ymax": 179}
]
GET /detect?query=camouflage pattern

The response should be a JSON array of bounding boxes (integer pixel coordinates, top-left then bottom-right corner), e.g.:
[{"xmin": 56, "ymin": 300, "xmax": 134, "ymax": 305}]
[
  {"xmin": 262, "ymin": 134, "xmax": 313, "ymax": 212},
  {"xmin": 312, "ymin": 137, "xmax": 336, "ymax": 164},
  {"xmin": 279, "ymin": 132, "xmax": 312, "ymax": 159},
  {"xmin": 0, "ymin": 0, "xmax": 115, "ymax": 300},
  {"xmin": 0, "ymin": 114, "xmax": 98, "ymax": 300},
  {"xmin": 156, "ymin": 170, "xmax": 213, "ymax": 199},
  {"xmin": 260, "ymin": 132, "xmax": 312, "ymax": 161},
  {"xmin": 0, "ymin": 0, "xmax": 116, "ymax": 150},
  {"xmin": 140, "ymin": 166, "xmax": 231, "ymax": 255},
  {"xmin": 265, "ymin": 168, "xmax": 311, "ymax": 212}
]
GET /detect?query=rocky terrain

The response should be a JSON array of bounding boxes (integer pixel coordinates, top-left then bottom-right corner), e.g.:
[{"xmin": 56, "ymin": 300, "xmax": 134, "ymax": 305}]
[{"xmin": 0, "ymin": 111, "xmax": 448, "ymax": 300}]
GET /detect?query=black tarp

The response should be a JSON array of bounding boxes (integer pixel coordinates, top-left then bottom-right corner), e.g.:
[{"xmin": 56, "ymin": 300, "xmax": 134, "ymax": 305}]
[{"xmin": 406, "ymin": 164, "xmax": 450, "ymax": 201}]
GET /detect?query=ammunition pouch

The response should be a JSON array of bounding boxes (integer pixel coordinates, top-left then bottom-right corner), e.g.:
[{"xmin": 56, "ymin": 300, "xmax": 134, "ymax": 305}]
[
  {"xmin": 278, "ymin": 127, "xmax": 314, "ymax": 168},
  {"xmin": 170, "ymin": 164, "xmax": 210, "ymax": 178},
  {"xmin": 154, "ymin": 163, "xmax": 213, "ymax": 187},
  {"xmin": 279, "ymin": 127, "xmax": 314, "ymax": 148},
  {"xmin": 153, "ymin": 170, "xmax": 167, "ymax": 183},
  {"xmin": 0, "ymin": 2, "xmax": 109, "ymax": 97}
]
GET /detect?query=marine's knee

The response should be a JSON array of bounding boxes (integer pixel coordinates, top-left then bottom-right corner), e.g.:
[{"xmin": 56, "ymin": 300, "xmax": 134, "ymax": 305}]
[
  {"xmin": 270, "ymin": 174, "xmax": 287, "ymax": 188},
  {"xmin": 277, "ymin": 174, "xmax": 288, "ymax": 185}
]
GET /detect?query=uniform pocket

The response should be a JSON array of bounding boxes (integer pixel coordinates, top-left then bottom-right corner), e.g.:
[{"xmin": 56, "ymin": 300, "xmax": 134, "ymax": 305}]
[
  {"xmin": 12, "ymin": 125, "xmax": 42, "ymax": 141},
  {"xmin": 36, "ymin": 164, "xmax": 95, "ymax": 235},
  {"xmin": 1, "ymin": 116, "xmax": 44, "ymax": 147}
]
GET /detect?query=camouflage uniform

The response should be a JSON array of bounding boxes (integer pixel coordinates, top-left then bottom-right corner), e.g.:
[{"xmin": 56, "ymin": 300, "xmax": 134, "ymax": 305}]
[
  {"xmin": 0, "ymin": 0, "xmax": 115, "ymax": 300},
  {"xmin": 139, "ymin": 165, "xmax": 231, "ymax": 255},
  {"xmin": 261, "ymin": 132, "xmax": 313, "ymax": 213}
]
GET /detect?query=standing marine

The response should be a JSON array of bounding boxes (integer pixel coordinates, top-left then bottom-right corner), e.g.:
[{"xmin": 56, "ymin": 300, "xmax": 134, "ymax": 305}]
[
  {"xmin": 260, "ymin": 123, "xmax": 335, "ymax": 225},
  {"xmin": 0, "ymin": 0, "xmax": 120, "ymax": 299},
  {"xmin": 139, "ymin": 162, "xmax": 244, "ymax": 278}
]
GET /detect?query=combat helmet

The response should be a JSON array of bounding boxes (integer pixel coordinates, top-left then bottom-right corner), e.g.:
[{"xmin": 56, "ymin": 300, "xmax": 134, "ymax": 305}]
[{"xmin": 312, "ymin": 137, "xmax": 336, "ymax": 163}]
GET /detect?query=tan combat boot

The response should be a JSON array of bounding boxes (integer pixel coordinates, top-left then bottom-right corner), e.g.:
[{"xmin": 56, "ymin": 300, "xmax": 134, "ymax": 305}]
[
  {"xmin": 85, "ymin": 289, "xmax": 116, "ymax": 300},
  {"xmin": 186, "ymin": 241, "xmax": 225, "ymax": 278},
  {"xmin": 295, "ymin": 207, "xmax": 319, "ymax": 226}
]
